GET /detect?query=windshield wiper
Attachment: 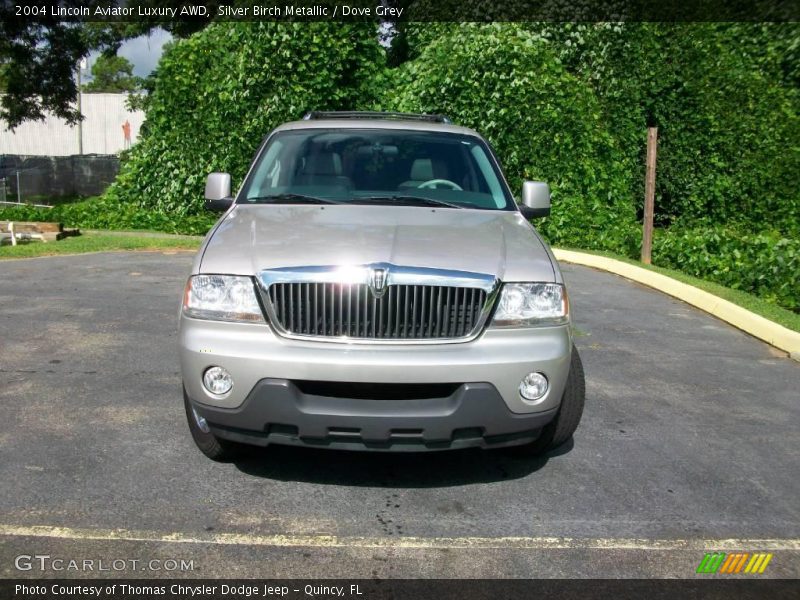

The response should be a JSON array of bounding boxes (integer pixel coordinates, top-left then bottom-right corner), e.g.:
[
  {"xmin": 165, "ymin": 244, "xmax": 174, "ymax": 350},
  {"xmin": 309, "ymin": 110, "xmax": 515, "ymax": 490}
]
[
  {"xmin": 354, "ymin": 195, "xmax": 464, "ymax": 209},
  {"xmin": 246, "ymin": 193, "xmax": 343, "ymax": 205}
]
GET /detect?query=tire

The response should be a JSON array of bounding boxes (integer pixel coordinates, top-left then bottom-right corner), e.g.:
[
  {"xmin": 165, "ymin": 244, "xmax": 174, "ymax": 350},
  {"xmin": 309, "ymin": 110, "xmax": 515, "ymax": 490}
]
[
  {"xmin": 183, "ymin": 387, "xmax": 248, "ymax": 461},
  {"xmin": 507, "ymin": 346, "xmax": 586, "ymax": 457}
]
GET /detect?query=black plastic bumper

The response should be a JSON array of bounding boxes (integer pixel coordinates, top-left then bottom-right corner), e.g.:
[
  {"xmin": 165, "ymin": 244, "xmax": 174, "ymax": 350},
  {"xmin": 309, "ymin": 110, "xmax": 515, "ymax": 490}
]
[{"xmin": 189, "ymin": 379, "xmax": 558, "ymax": 452}]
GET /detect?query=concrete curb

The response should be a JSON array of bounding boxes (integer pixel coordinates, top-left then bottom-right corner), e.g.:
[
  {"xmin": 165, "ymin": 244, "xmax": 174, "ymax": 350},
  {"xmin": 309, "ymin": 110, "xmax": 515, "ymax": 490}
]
[{"xmin": 553, "ymin": 248, "xmax": 800, "ymax": 362}]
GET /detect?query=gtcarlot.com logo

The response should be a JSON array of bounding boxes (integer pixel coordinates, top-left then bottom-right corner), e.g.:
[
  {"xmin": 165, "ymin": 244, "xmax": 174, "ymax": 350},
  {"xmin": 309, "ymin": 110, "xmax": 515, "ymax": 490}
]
[
  {"xmin": 696, "ymin": 552, "xmax": 773, "ymax": 574},
  {"xmin": 14, "ymin": 554, "xmax": 195, "ymax": 572}
]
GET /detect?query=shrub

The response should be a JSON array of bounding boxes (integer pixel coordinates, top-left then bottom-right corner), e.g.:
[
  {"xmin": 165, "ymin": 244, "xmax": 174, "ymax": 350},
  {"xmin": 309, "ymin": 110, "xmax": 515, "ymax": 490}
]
[
  {"xmin": 108, "ymin": 21, "xmax": 386, "ymax": 216},
  {"xmin": 531, "ymin": 23, "xmax": 800, "ymax": 233},
  {"xmin": 383, "ymin": 23, "xmax": 639, "ymax": 254},
  {"xmin": 653, "ymin": 222, "xmax": 800, "ymax": 311},
  {"xmin": 0, "ymin": 198, "xmax": 216, "ymax": 235}
]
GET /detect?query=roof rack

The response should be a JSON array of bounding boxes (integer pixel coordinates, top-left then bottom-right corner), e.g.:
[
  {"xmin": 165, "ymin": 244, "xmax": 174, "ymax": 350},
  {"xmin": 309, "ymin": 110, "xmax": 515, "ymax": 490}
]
[{"xmin": 302, "ymin": 111, "xmax": 452, "ymax": 124}]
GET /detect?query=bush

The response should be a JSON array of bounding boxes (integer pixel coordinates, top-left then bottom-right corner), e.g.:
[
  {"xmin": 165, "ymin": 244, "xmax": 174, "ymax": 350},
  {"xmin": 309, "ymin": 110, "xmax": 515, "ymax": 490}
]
[
  {"xmin": 108, "ymin": 21, "xmax": 385, "ymax": 216},
  {"xmin": 383, "ymin": 24, "xmax": 639, "ymax": 254},
  {"xmin": 531, "ymin": 23, "xmax": 800, "ymax": 233},
  {"xmin": 653, "ymin": 223, "xmax": 800, "ymax": 311},
  {"xmin": 0, "ymin": 198, "xmax": 216, "ymax": 235}
]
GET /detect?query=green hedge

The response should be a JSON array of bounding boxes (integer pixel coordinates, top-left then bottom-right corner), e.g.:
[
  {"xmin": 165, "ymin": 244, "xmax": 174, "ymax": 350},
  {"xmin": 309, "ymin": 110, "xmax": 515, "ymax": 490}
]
[
  {"xmin": 653, "ymin": 223, "xmax": 800, "ymax": 311},
  {"xmin": 107, "ymin": 22, "xmax": 384, "ymax": 216},
  {"xmin": 383, "ymin": 24, "xmax": 639, "ymax": 255},
  {"xmin": 530, "ymin": 23, "xmax": 800, "ymax": 233},
  {"xmin": 0, "ymin": 198, "xmax": 215, "ymax": 236}
]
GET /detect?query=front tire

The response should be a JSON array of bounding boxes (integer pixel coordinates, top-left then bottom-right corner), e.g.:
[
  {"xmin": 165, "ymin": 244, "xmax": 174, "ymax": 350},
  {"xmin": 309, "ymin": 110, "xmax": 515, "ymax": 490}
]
[
  {"xmin": 508, "ymin": 347, "xmax": 585, "ymax": 457},
  {"xmin": 183, "ymin": 387, "xmax": 247, "ymax": 461}
]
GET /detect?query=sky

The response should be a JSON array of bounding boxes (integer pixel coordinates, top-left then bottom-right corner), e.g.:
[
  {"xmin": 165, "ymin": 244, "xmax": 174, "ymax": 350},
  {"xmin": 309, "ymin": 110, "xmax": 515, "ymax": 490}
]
[
  {"xmin": 85, "ymin": 28, "xmax": 172, "ymax": 81},
  {"xmin": 83, "ymin": 25, "xmax": 391, "ymax": 82}
]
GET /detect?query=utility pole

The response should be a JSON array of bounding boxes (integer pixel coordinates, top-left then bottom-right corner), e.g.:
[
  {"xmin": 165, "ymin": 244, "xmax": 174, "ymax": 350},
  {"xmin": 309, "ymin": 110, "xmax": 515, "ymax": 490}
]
[
  {"xmin": 641, "ymin": 126, "xmax": 658, "ymax": 264},
  {"xmin": 77, "ymin": 58, "xmax": 87, "ymax": 155}
]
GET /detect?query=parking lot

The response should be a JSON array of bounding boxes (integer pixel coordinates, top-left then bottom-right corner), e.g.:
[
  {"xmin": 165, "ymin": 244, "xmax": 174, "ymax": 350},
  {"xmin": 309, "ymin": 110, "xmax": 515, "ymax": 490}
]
[{"xmin": 0, "ymin": 251, "xmax": 798, "ymax": 578}]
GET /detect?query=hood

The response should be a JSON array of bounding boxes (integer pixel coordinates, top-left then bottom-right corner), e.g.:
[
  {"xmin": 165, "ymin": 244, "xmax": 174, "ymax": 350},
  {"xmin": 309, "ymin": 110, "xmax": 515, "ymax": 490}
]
[{"xmin": 198, "ymin": 205, "xmax": 555, "ymax": 282}]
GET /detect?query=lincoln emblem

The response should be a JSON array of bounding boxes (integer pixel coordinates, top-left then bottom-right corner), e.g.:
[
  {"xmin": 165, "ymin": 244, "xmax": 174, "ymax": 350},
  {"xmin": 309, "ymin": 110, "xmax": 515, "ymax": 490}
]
[{"xmin": 369, "ymin": 268, "xmax": 388, "ymax": 298}]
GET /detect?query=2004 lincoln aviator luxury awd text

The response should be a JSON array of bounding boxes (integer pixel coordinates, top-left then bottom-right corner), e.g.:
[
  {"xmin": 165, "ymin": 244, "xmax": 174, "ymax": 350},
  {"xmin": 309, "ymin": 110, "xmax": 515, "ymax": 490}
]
[{"xmin": 179, "ymin": 111, "xmax": 585, "ymax": 460}]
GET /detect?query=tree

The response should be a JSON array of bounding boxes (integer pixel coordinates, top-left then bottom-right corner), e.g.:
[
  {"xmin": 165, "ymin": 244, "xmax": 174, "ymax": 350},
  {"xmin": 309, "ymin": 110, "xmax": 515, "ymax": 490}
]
[
  {"xmin": 0, "ymin": 6, "xmax": 89, "ymax": 128},
  {"xmin": 385, "ymin": 24, "xmax": 639, "ymax": 254},
  {"xmin": 0, "ymin": 1, "xmax": 211, "ymax": 128},
  {"xmin": 108, "ymin": 22, "xmax": 386, "ymax": 215},
  {"xmin": 83, "ymin": 54, "xmax": 142, "ymax": 93}
]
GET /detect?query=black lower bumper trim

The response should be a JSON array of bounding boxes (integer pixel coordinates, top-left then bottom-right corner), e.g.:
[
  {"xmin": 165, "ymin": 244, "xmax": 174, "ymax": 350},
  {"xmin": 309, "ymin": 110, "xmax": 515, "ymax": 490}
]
[{"xmin": 189, "ymin": 379, "xmax": 558, "ymax": 452}]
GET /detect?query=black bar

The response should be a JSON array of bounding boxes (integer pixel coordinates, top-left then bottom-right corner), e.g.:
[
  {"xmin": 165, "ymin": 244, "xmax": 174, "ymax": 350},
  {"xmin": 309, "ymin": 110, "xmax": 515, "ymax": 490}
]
[{"xmin": 2, "ymin": 579, "xmax": 797, "ymax": 600}]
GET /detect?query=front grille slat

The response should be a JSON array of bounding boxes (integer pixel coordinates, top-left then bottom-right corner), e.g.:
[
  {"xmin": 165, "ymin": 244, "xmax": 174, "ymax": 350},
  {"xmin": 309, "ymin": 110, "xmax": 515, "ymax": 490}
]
[
  {"xmin": 370, "ymin": 292, "xmax": 377, "ymax": 338},
  {"xmin": 459, "ymin": 287, "xmax": 468, "ymax": 336},
  {"xmin": 392, "ymin": 285, "xmax": 404, "ymax": 339},
  {"xmin": 427, "ymin": 286, "xmax": 434, "ymax": 339},
  {"xmin": 384, "ymin": 286, "xmax": 389, "ymax": 337},
  {"xmin": 288, "ymin": 283, "xmax": 295, "ymax": 332},
  {"xmin": 268, "ymin": 282, "xmax": 487, "ymax": 341}
]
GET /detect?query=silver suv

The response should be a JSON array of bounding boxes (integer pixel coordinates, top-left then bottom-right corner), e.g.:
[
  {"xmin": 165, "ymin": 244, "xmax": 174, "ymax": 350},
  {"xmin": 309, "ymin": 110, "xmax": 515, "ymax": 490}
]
[{"xmin": 179, "ymin": 112, "xmax": 585, "ymax": 460}]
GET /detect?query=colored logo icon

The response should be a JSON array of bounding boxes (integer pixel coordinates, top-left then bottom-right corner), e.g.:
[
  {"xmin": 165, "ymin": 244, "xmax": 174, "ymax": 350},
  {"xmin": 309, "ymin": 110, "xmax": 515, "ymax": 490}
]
[{"xmin": 696, "ymin": 552, "xmax": 773, "ymax": 574}]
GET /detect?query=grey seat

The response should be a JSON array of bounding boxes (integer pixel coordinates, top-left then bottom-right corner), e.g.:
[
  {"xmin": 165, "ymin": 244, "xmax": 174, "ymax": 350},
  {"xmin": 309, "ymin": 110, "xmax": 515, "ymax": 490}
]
[
  {"xmin": 398, "ymin": 158, "xmax": 450, "ymax": 190},
  {"xmin": 295, "ymin": 152, "xmax": 351, "ymax": 189}
]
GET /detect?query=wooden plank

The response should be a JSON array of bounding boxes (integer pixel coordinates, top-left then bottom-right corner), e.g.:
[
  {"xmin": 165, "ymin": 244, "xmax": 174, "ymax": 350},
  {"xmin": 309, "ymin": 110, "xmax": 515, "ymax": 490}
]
[
  {"xmin": 641, "ymin": 126, "xmax": 658, "ymax": 265},
  {"xmin": 0, "ymin": 221, "xmax": 63, "ymax": 233}
]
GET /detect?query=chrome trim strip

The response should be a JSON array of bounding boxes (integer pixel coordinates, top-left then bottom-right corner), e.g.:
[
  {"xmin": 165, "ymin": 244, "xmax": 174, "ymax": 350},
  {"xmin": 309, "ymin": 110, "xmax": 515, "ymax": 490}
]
[
  {"xmin": 256, "ymin": 264, "xmax": 500, "ymax": 345},
  {"xmin": 258, "ymin": 263, "xmax": 497, "ymax": 290}
]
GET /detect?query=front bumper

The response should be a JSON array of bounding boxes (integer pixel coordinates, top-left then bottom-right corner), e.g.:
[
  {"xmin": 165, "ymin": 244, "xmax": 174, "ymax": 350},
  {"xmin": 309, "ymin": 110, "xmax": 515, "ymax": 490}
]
[
  {"xmin": 187, "ymin": 380, "xmax": 558, "ymax": 451},
  {"xmin": 180, "ymin": 316, "xmax": 572, "ymax": 413},
  {"xmin": 179, "ymin": 315, "xmax": 572, "ymax": 448}
]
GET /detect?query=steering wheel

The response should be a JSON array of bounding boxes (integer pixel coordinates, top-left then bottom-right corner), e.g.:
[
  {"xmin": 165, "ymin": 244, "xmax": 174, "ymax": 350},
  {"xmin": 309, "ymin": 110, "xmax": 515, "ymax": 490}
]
[{"xmin": 418, "ymin": 179, "xmax": 463, "ymax": 191}]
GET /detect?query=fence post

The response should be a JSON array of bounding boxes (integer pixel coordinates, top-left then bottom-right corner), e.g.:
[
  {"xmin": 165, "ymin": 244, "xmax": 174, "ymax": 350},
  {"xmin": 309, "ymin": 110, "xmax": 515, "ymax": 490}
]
[
  {"xmin": 77, "ymin": 64, "xmax": 84, "ymax": 155},
  {"xmin": 641, "ymin": 126, "xmax": 658, "ymax": 264}
]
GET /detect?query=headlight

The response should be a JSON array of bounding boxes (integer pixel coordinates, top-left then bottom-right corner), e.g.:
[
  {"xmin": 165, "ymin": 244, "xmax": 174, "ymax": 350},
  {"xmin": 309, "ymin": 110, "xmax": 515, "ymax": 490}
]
[
  {"xmin": 491, "ymin": 283, "xmax": 568, "ymax": 327},
  {"xmin": 183, "ymin": 275, "xmax": 264, "ymax": 322}
]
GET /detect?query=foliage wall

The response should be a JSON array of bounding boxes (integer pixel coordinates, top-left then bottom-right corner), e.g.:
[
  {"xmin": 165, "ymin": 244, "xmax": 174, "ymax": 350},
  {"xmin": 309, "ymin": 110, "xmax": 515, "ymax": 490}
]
[
  {"xmin": 103, "ymin": 20, "xmax": 799, "ymax": 310},
  {"xmin": 386, "ymin": 22, "xmax": 799, "ymax": 309},
  {"xmin": 107, "ymin": 21, "xmax": 385, "ymax": 215},
  {"xmin": 383, "ymin": 24, "xmax": 639, "ymax": 254}
]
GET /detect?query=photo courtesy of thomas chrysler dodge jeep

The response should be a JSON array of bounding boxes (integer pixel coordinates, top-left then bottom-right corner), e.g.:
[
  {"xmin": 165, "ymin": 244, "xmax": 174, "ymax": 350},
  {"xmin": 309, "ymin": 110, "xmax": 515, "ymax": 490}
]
[{"xmin": 179, "ymin": 112, "xmax": 585, "ymax": 461}]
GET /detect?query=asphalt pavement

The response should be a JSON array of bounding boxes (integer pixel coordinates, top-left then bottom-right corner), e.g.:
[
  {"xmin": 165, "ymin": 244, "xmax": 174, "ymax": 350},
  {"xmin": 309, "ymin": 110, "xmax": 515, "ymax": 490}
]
[{"xmin": 0, "ymin": 251, "xmax": 797, "ymax": 578}]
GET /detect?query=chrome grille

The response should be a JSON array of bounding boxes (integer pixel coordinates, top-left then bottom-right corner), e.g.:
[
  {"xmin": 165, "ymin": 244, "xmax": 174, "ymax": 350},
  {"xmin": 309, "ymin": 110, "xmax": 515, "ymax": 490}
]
[{"xmin": 266, "ymin": 282, "xmax": 488, "ymax": 340}]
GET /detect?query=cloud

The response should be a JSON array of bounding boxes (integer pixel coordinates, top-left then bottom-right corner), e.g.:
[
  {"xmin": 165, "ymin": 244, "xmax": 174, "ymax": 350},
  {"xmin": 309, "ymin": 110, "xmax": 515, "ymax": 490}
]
[
  {"xmin": 117, "ymin": 28, "xmax": 173, "ymax": 78},
  {"xmin": 85, "ymin": 28, "xmax": 172, "ymax": 80}
]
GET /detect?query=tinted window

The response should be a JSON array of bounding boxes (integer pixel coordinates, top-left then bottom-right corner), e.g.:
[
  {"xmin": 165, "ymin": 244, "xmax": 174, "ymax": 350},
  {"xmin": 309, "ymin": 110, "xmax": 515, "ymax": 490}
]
[{"xmin": 240, "ymin": 129, "xmax": 513, "ymax": 210}]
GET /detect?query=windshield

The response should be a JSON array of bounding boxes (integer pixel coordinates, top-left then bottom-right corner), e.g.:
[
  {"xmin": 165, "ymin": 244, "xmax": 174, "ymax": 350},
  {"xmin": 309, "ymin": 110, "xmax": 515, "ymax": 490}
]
[{"xmin": 239, "ymin": 128, "xmax": 514, "ymax": 210}]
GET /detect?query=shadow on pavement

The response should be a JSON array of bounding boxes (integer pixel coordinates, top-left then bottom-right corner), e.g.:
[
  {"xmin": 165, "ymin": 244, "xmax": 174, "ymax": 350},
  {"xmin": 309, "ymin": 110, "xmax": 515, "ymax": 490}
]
[{"xmin": 233, "ymin": 438, "xmax": 575, "ymax": 487}]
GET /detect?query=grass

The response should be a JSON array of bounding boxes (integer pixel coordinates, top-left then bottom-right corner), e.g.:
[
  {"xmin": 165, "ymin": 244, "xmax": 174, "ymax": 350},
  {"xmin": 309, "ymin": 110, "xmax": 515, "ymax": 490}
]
[
  {"xmin": 0, "ymin": 231, "xmax": 202, "ymax": 259},
  {"xmin": 560, "ymin": 247, "xmax": 800, "ymax": 334},
  {"xmin": 1, "ymin": 194, "xmax": 89, "ymax": 207}
]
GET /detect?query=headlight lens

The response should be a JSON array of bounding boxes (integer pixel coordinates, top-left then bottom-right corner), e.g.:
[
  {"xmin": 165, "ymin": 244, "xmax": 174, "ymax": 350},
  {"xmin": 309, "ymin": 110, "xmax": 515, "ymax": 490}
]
[
  {"xmin": 183, "ymin": 275, "xmax": 264, "ymax": 322},
  {"xmin": 491, "ymin": 283, "xmax": 568, "ymax": 327}
]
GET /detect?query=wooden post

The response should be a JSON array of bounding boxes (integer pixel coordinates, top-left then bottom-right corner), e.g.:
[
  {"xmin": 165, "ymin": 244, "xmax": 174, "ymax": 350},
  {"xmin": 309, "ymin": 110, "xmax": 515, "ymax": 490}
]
[
  {"xmin": 641, "ymin": 126, "xmax": 658, "ymax": 264},
  {"xmin": 76, "ymin": 65, "xmax": 83, "ymax": 156}
]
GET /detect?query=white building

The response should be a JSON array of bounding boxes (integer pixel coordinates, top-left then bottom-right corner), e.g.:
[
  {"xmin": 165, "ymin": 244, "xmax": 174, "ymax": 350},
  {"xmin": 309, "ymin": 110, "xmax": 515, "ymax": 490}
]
[{"xmin": 0, "ymin": 93, "xmax": 145, "ymax": 156}]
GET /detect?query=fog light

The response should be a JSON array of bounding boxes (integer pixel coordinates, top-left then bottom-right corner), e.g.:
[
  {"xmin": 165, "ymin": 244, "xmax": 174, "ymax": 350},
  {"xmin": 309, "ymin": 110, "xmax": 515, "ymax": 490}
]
[
  {"xmin": 519, "ymin": 372, "xmax": 548, "ymax": 401},
  {"xmin": 203, "ymin": 366, "xmax": 233, "ymax": 396}
]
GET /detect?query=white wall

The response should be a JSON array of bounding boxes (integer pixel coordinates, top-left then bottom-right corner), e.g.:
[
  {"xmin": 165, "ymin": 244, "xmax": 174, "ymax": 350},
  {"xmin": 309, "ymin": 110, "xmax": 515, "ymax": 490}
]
[{"xmin": 0, "ymin": 93, "xmax": 145, "ymax": 156}]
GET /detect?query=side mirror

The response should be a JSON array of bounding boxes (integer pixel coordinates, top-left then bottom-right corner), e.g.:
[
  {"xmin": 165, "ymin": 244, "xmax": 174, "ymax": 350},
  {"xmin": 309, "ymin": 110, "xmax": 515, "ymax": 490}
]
[
  {"xmin": 519, "ymin": 181, "xmax": 551, "ymax": 218},
  {"xmin": 204, "ymin": 172, "xmax": 233, "ymax": 212}
]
